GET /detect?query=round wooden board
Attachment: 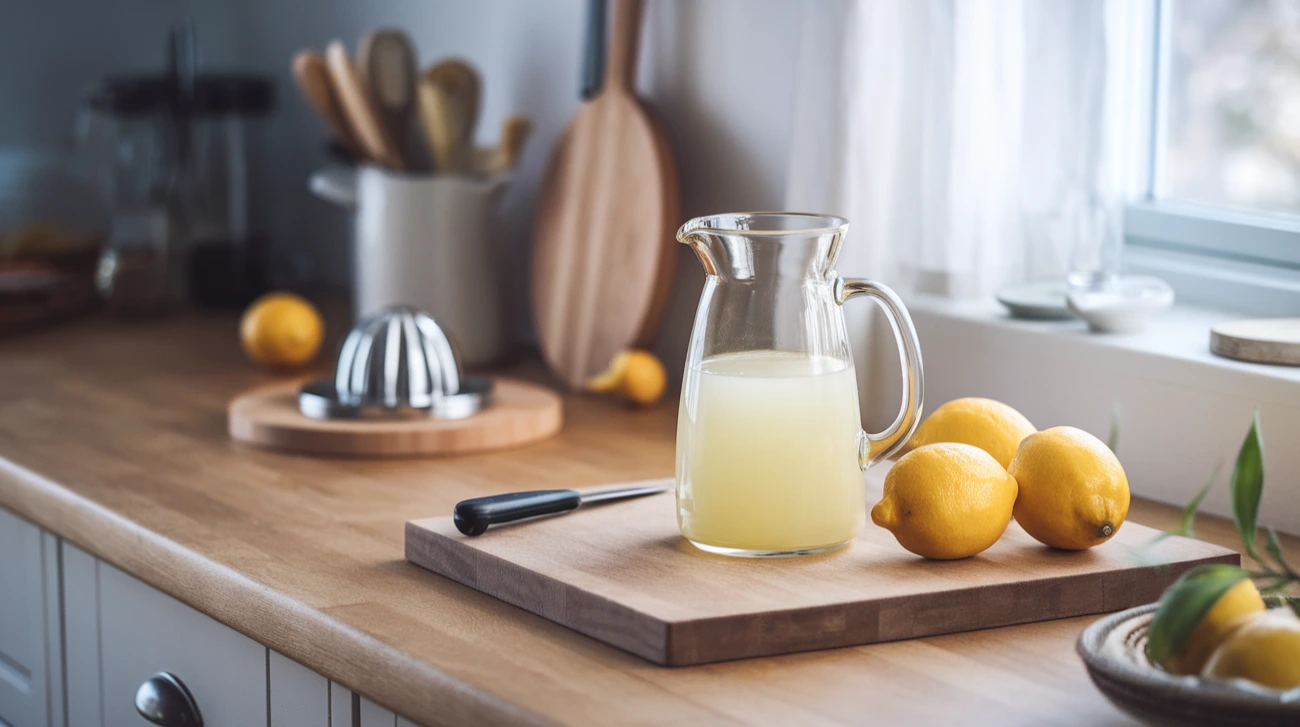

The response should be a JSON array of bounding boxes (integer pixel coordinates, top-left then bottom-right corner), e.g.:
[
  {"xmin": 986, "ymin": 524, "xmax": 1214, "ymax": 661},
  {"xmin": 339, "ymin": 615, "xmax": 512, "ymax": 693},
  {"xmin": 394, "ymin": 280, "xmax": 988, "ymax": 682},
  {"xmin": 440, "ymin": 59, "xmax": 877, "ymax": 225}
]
[
  {"xmin": 228, "ymin": 377, "xmax": 563, "ymax": 457},
  {"xmin": 1210, "ymin": 318, "xmax": 1300, "ymax": 366}
]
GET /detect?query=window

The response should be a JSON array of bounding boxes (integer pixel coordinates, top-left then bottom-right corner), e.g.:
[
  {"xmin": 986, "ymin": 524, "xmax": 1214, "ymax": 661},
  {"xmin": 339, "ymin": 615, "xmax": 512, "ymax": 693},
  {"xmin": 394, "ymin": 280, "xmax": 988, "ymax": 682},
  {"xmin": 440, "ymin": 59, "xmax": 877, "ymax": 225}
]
[{"xmin": 1127, "ymin": 0, "xmax": 1300, "ymax": 275}]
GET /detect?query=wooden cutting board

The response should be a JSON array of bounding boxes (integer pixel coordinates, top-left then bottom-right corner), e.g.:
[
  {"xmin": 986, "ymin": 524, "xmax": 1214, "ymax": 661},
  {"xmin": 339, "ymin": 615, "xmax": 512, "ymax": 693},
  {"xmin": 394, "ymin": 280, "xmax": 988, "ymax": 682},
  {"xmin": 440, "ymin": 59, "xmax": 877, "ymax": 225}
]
[
  {"xmin": 228, "ymin": 378, "xmax": 562, "ymax": 457},
  {"xmin": 531, "ymin": 0, "xmax": 679, "ymax": 389},
  {"xmin": 407, "ymin": 478, "xmax": 1237, "ymax": 666}
]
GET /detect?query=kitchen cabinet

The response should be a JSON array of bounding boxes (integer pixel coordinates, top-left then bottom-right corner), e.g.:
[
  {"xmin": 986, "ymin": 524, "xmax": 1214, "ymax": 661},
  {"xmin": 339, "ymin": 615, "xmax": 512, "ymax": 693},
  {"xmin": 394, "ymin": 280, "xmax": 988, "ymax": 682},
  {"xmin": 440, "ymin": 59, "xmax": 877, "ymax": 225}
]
[
  {"xmin": 0, "ymin": 508, "xmax": 61, "ymax": 727},
  {"xmin": 271, "ymin": 650, "xmax": 329, "ymax": 725},
  {"xmin": 91, "ymin": 556, "xmax": 270, "ymax": 726},
  {"xmin": 0, "ymin": 507, "xmax": 397, "ymax": 727}
]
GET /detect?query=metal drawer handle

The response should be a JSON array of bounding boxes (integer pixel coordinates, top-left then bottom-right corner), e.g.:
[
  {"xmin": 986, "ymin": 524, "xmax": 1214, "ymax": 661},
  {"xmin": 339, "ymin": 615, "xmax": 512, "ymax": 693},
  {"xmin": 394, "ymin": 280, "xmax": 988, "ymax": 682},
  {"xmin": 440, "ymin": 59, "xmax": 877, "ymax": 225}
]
[{"xmin": 135, "ymin": 671, "xmax": 204, "ymax": 726}]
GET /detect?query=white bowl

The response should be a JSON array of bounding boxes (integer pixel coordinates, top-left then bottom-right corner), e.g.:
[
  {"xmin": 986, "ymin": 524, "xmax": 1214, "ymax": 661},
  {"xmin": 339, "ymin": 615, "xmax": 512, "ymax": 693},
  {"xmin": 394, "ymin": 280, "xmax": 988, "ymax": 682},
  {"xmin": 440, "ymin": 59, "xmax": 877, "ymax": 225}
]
[{"xmin": 1067, "ymin": 275, "xmax": 1174, "ymax": 333}]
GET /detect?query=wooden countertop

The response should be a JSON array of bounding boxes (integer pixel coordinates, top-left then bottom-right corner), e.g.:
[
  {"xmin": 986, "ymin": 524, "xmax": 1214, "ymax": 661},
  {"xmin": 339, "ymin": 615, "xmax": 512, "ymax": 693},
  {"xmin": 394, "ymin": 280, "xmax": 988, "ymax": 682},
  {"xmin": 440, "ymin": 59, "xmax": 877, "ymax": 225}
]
[{"xmin": 0, "ymin": 312, "xmax": 1291, "ymax": 726}]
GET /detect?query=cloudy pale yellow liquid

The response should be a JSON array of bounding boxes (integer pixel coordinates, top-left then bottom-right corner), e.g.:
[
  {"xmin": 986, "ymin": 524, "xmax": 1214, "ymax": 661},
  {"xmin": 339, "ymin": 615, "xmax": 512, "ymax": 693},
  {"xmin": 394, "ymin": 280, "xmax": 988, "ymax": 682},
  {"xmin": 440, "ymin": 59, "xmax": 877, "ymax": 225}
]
[{"xmin": 676, "ymin": 351, "xmax": 866, "ymax": 554}]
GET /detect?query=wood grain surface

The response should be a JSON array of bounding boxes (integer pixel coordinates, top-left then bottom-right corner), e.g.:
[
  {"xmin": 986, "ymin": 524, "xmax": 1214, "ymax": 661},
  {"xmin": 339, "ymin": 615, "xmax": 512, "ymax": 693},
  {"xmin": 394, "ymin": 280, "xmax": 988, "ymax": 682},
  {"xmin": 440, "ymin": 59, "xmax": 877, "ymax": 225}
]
[
  {"xmin": 531, "ymin": 0, "xmax": 679, "ymax": 389},
  {"xmin": 407, "ymin": 489, "xmax": 1235, "ymax": 666},
  {"xmin": 228, "ymin": 377, "xmax": 563, "ymax": 457},
  {"xmin": 0, "ymin": 311, "xmax": 1294, "ymax": 726},
  {"xmin": 1210, "ymin": 318, "xmax": 1300, "ymax": 366}
]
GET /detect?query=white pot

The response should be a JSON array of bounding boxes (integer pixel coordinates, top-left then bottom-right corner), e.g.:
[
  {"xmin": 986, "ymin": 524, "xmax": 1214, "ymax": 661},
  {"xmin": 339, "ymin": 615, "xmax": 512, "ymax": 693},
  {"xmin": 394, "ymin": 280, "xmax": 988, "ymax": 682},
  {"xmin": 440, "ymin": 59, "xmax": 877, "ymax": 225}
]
[{"xmin": 310, "ymin": 166, "xmax": 509, "ymax": 366}]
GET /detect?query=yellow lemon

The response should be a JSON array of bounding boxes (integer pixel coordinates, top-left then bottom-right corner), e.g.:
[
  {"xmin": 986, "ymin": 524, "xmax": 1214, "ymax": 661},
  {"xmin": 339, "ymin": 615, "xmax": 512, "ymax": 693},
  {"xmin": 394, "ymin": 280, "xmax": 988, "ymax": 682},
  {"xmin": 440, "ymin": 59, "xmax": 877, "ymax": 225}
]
[
  {"xmin": 585, "ymin": 349, "xmax": 667, "ymax": 407},
  {"xmin": 1008, "ymin": 426, "xmax": 1129, "ymax": 550},
  {"xmin": 871, "ymin": 443, "xmax": 1019, "ymax": 560},
  {"xmin": 903, "ymin": 397, "xmax": 1035, "ymax": 468},
  {"xmin": 1202, "ymin": 608, "xmax": 1300, "ymax": 690},
  {"xmin": 239, "ymin": 293, "xmax": 324, "ymax": 370},
  {"xmin": 1164, "ymin": 578, "xmax": 1265, "ymax": 675}
]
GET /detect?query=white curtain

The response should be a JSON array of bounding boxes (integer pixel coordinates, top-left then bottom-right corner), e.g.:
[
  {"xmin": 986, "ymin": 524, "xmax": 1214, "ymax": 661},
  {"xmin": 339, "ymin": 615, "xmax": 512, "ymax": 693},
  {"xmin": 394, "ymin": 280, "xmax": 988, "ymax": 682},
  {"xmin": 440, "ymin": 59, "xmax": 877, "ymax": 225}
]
[{"xmin": 786, "ymin": 0, "xmax": 1146, "ymax": 424}]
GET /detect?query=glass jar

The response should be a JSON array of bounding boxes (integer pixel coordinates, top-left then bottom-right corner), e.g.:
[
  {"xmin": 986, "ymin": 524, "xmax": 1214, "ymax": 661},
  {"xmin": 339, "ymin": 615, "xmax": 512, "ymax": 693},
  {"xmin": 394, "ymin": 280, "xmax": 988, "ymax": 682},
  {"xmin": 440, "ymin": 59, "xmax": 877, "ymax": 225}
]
[
  {"xmin": 182, "ymin": 74, "xmax": 274, "ymax": 309},
  {"xmin": 81, "ymin": 76, "xmax": 182, "ymax": 317}
]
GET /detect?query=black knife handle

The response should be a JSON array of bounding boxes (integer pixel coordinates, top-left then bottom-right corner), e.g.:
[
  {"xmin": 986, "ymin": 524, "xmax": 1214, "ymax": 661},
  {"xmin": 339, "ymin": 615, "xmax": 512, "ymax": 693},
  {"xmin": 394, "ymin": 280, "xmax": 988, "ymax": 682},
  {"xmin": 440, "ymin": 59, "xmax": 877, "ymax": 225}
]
[{"xmin": 453, "ymin": 490, "xmax": 582, "ymax": 536}]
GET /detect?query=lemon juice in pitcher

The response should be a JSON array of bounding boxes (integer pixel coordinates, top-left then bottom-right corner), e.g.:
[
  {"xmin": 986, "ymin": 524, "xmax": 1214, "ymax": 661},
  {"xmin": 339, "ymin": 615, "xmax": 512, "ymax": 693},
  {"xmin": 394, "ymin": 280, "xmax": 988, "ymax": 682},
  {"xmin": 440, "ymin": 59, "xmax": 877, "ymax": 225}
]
[
  {"xmin": 677, "ymin": 351, "xmax": 866, "ymax": 554},
  {"xmin": 675, "ymin": 213, "xmax": 924, "ymax": 556}
]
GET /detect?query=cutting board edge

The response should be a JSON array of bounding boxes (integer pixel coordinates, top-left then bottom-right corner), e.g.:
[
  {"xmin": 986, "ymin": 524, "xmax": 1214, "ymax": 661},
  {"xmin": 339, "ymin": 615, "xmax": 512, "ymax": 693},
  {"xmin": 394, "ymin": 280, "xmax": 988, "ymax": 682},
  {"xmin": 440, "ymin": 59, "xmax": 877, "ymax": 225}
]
[
  {"xmin": 405, "ymin": 518, "xmax": 673, "ymax": 663},
  {"xmin": 656, "ymin": 547, "xmax": 1241, "ymax": 667}
]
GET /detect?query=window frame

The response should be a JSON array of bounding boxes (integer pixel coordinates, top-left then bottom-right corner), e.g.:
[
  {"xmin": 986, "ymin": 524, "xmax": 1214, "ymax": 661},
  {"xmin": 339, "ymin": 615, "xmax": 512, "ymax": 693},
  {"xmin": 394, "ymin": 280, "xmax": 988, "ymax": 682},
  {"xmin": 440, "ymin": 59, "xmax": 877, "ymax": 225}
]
[{"xmin": 1122, "ymin": 0, "xmax": 1300, "ymax": 311}]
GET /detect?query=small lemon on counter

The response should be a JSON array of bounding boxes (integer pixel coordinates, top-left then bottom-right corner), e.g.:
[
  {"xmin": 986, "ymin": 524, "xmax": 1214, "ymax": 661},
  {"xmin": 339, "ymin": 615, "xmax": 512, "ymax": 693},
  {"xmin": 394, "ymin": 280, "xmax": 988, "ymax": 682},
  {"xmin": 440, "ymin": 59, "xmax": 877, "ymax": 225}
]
[
  {"xmin": 1163, "ymin": 578, "xmax": 1265, "ymax": 675},
  {"xmin": 902, "ymin": 397, "xmax": 1035, "ymax": 468},
  {"xmin": 585, "ymin": 349, "xmax": 667, "ymax": 407},
  {"xmin": 240, "ymin": 293, "xmax": 324, "ymax": 370},
  {"xmin": 1202, "ymin": 608, "xmax": 1300, "ymax": 690},
  {"xmin": 871, "ymin": 443, "xmax": 1019, "ymax": 560},
  {"xmin": 1008, "ymin": 426, "xmax": 1129, "ymax": 550}
]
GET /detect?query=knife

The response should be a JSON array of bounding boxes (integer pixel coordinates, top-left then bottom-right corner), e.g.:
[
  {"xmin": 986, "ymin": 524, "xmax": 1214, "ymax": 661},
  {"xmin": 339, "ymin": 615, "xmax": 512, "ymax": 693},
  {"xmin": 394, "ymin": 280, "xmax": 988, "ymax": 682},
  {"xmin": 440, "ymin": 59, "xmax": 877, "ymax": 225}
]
[{"xmin": 453, "ymin": 482, "xmax": 670, "ymax": 536}]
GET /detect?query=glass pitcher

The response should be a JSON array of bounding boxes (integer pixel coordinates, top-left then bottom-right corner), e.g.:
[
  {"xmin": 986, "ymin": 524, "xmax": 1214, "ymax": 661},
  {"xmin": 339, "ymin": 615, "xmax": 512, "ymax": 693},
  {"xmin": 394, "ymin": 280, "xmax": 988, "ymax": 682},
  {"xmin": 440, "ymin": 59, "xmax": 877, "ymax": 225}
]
[{"xmin": 676, "ymin": 213, "xmax": 924, "ymax": 557}]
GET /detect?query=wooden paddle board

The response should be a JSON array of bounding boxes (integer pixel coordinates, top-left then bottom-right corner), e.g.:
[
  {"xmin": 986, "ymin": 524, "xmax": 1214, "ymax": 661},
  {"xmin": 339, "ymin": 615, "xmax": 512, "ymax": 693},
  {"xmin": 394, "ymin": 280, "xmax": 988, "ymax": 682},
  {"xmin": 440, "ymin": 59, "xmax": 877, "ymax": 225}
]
[
  {"xmin": 406, "ymin": 475, "xmax": 1238, "ymax": 666},
  {"xmin": 531, "ymin": 0, "xmax": 679, "ymax": 389}
]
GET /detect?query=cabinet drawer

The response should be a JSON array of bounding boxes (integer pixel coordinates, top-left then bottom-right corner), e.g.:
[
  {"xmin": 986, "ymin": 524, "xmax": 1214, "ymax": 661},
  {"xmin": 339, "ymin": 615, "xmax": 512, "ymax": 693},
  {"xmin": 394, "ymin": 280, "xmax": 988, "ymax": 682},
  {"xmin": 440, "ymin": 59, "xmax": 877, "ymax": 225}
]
[
  {"xmin": 98, "ymin": 562, "xmax": 268, "ymax": 727},
  {"xmin": 0, "ymin": 508, "xmax": 60, "ymax": 727}
]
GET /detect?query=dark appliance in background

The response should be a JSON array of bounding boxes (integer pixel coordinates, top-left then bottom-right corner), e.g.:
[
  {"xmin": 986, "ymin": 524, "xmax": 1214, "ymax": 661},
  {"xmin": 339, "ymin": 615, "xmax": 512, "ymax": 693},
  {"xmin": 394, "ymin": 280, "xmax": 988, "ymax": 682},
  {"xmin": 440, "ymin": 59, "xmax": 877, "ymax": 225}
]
[{"xmin": 82, "ymin": 22, "xmax": 275, "ymax": 314}]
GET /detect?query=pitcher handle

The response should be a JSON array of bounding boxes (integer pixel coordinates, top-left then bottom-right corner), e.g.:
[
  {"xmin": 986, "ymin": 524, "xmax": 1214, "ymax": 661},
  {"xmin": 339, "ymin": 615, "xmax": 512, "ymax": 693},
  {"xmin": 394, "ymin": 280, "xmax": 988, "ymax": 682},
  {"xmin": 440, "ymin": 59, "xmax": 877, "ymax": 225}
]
[{"xmin": 836, "ymin": 278, "xmax": 925, "ymax": 469}]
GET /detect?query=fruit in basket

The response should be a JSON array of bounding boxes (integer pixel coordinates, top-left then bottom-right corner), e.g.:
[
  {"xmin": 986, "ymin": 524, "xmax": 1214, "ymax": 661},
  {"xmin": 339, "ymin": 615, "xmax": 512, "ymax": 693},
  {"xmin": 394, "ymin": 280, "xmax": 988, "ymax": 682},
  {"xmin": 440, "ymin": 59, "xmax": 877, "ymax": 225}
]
[
  {"xmin": 871, "ymin": 443, "xmax": 1018, "ymax": 559},
  {"xmin": 240, "ymin": 293, "xmax": 324, "ymax": 370},
  {"xmin": 585, "ymin": 349, "xmax": 667, "ymax": 407},
  {"xmin": 1202, "ymin": 608, "xmax": 1300, "ymax": 690},
  {"xmin": 1009, "ymin": 426, "xmax": 1129, "ymax": 550},
  {"xmin": 902, "ymin": 397, "xmax": 1035, "ymax": 468},
  {"xmin": 1163, "ymin": 578, "xmax": 1265, "ymax": 675}
]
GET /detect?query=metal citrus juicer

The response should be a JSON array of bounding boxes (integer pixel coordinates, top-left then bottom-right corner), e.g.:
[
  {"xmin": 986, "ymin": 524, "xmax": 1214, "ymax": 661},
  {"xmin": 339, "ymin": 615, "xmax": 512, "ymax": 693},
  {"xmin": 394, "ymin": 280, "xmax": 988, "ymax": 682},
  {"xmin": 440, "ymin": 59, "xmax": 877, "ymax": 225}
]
[{"xmin": 298, "ymin": 306, "xmax": 493, "ymax": 420}]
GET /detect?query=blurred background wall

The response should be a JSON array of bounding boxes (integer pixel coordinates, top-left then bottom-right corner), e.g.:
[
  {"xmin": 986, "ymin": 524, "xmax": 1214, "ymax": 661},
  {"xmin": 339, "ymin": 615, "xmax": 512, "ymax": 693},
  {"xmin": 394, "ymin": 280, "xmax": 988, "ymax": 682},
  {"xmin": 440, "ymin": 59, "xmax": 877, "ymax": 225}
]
[{"xmin": 0, "ymin": 0, "xmax": 811, "ymax": 359}]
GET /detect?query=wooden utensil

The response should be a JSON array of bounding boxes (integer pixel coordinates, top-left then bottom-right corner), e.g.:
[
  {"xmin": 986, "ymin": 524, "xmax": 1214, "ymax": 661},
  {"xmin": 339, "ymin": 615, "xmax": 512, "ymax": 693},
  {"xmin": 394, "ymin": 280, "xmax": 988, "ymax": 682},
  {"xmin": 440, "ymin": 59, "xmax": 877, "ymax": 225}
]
[
  {"xmin": 1211, "ymin": 319, "xmax": 1300, "ymax": 366},
  {"xmin": 530, "ymin": 0, "xmax": 679, "ymax": 389},
  {"xmin": 357, "ymin": 30, "xmax": 419, "ymax": 169},
  {"xmin": 417, "ymin": 59, "xmax": 481, "ymax": 174},
  {"xmin": 407, "ymin": 481, "xmax": 1236, "ymax": 666},
  {"xmin": 228, "ymin": 378, "xmax": 562, "ymax": 457},
  {"xmin": 291, "ymin": 50, "xmax": 364, "ymax": 158},
  {"xmin": 324, "ymin": 40, "xmax": 402, "ymax": 169},
  {"xmin": 471, "ymin": 115, "xmax": 532, "ymax": 177}
]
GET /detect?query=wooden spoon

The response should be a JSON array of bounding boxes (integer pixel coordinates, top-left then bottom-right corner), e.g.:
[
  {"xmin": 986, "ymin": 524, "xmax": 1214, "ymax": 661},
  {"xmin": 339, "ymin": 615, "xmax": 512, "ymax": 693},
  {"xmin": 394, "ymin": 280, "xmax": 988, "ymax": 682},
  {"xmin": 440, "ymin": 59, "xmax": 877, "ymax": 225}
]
[
  {"xmin": 291, "ymin": 50, "xmax": 363, "ymax": 158},
  {"xmin": 357, "ymin": 30, "xmax": 419, "ymax": 170},
  {"xmin": 417, "ymin": 59, "xmax": 481, "ymax": 174},
  {"xmin": 472, "ymin": 116, "xmax": 533, "ymax": 177},
  {"xmin": 324, "ymin": 40, "xmax": 401, "ymax": 169}
]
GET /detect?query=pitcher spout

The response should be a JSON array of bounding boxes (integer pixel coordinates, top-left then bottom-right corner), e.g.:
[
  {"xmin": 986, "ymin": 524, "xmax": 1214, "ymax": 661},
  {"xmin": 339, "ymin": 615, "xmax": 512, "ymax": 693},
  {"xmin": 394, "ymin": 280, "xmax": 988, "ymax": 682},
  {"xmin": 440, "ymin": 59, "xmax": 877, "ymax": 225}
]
[
  {"xmin": 676, "ymin": 218, "xmax": 722, "ymax": 277},
  {"xmin": 675, "ymin": 212, "xmax": 850, "ymax": 282}
]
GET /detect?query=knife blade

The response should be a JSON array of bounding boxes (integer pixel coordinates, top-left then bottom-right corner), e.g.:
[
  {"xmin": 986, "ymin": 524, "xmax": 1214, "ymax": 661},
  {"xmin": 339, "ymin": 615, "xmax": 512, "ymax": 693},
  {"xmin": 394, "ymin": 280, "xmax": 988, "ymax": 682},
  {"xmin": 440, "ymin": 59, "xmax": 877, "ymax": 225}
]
[{"xmin": 452, "ymin": 482, "xmax": 671, "ymax": 536}]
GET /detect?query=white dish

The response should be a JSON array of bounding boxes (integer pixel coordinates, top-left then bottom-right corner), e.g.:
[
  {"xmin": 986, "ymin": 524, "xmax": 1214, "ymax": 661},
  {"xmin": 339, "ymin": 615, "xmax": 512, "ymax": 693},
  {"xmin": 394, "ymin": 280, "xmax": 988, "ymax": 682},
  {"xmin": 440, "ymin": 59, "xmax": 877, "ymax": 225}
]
[
  {"xmin": 1066, "ymin": 275, "xmax": 1174, "ymax": 334},
  {"xmin": 995, "ymin": 280, "xmax": 1073, "ymax": 320}
]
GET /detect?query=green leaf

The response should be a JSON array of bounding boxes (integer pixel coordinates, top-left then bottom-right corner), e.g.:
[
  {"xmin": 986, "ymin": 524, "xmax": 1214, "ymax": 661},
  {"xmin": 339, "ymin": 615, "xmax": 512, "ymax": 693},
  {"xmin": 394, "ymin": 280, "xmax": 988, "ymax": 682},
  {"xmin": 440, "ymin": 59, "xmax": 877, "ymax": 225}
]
[
  {"xmin": 1171, "ymin": 463, "xmax": 1219, "ymax": 538},
  {"xmin": 1106, "ymin": 400, "xmax": 1121, "ymax": 454},
  {"xmin": 1265, "ymin": 527, "xmax": 1298, "ymax": 579},
  {"xmin": 1230, "ymin": 413, "xmax": 1264, "ymax": 561},
  {"xmin": 1260, "ymin": 578, "xmax": 1293, "ymax": 595},
  {"xmin": 1146, "ymin": 564, "xmax": 1251, "ymax": 665}
]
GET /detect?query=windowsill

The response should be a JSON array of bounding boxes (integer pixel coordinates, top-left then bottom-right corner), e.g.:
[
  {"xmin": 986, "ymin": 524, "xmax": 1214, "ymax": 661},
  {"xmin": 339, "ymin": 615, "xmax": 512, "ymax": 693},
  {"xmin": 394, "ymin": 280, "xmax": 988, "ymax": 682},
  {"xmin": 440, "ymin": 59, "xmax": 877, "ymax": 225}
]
[
  {"xmin": 904, "ymin": 295, "xmax": 1300, "ymax": 535},
  {"xmin": 912, "ymin": 294, "xmax": 1300, "ymax": 387}
]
